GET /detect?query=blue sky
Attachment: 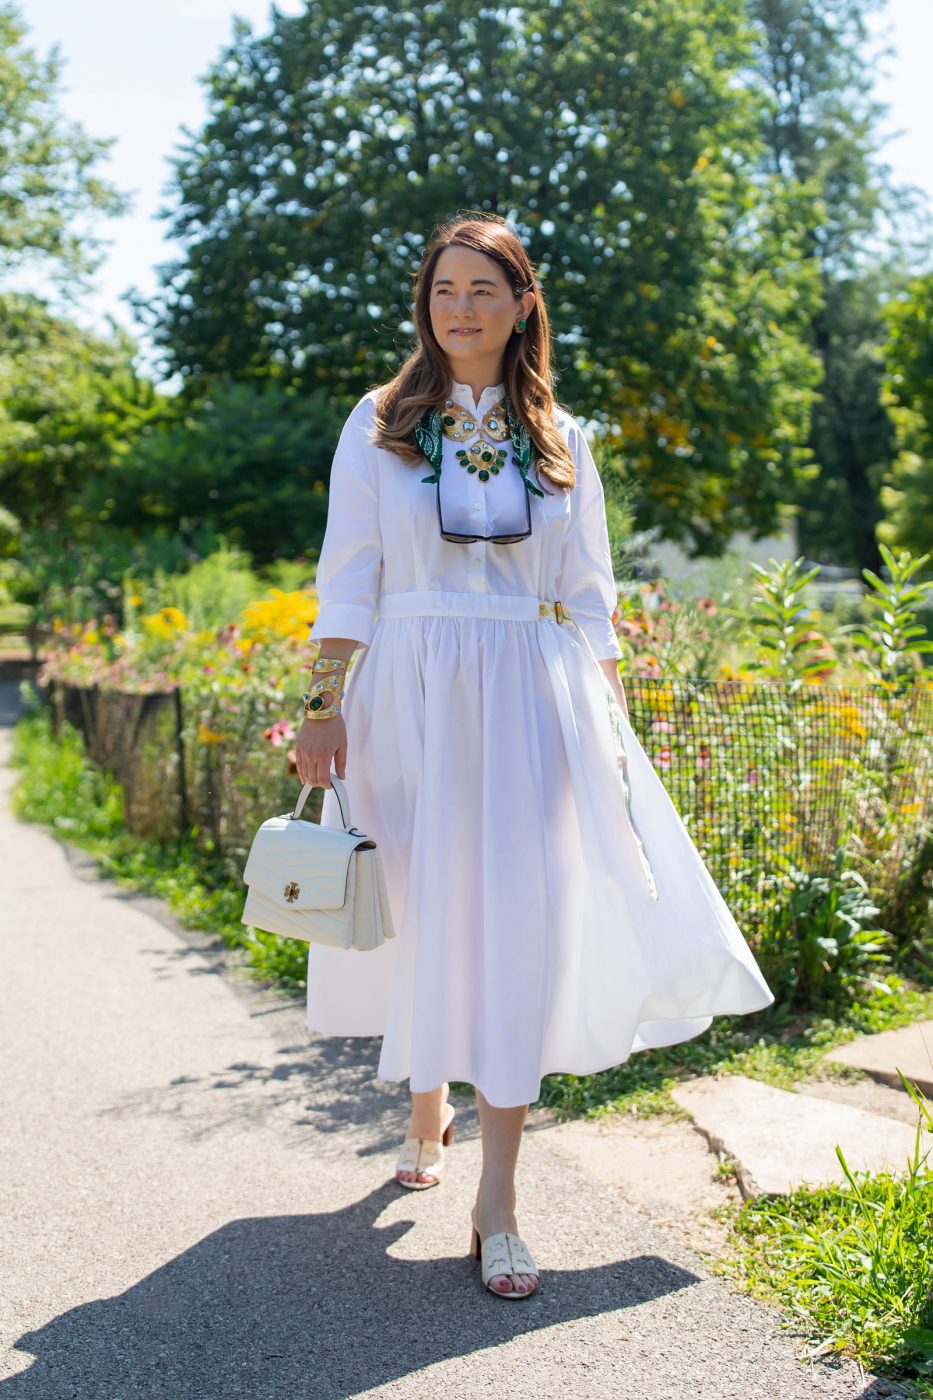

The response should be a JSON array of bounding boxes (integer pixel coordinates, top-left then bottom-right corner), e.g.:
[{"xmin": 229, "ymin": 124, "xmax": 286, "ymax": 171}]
[{"xmin": 18, "ymin": 0, "xmax": 933, "ymax": 383}]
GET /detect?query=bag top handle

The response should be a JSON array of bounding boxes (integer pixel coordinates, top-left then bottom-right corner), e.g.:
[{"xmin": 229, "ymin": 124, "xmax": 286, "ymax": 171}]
[{"xmin": 290, "ymin": 773, "xmax": 351, "ymax": 829}]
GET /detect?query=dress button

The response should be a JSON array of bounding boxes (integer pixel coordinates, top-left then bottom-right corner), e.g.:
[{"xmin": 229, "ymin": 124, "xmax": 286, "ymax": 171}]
[{"xmin": 472, "ymin": 502, "xmax": 482, "ymax": 512}]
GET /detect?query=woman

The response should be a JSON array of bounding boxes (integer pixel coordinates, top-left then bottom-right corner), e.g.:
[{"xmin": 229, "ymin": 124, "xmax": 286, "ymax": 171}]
[{"xmin": 296, "ymin": 213, "xmax": 773, "ymax": 1300}]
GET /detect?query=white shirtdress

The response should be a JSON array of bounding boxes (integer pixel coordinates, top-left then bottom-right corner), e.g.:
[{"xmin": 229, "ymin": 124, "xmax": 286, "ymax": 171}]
[{"xmin": 306, "ymin": 378, "xmax": 774, "ymax": 1108}]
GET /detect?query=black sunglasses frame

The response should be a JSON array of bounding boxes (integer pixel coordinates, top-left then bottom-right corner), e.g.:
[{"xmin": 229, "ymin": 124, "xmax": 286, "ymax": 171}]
[{"xmin": 434, "ymin": 477, "xmax": 533, "ymax": 545}]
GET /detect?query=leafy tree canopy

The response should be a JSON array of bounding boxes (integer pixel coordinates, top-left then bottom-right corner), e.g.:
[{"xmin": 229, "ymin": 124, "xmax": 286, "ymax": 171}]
[
  {"xmin": 135, "ymin": 0, "xmax": 826, "ymax": 556},
  {"xmin": 0, "ymin": 2, "xmax": 129, "ymax": 294}
]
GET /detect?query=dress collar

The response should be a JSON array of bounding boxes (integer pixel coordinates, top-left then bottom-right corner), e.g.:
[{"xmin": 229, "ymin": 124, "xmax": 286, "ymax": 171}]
[{"xmin": 448, "ymin": 378, "xmax": 505, "ymax": 413}]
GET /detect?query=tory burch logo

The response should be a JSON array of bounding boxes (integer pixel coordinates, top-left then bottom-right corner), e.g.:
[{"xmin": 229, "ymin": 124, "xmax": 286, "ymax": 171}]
[{"xmin": 283, "ymin": 882, "xmax": 300, "ymax": 903}]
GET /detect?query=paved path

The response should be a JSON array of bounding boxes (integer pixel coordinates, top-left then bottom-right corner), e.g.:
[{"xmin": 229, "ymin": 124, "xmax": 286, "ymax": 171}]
[{"xmin": 0, "ymin": 683, "xmax": 903, "ymax": 1399}]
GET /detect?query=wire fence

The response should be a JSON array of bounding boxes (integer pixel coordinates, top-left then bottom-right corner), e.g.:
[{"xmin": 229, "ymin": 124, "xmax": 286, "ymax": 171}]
[
  {"xmin": 626, "ymin": 677, "xmax": 932, "ymax": 922},
  {"xmin": 45, "ymin": 676, "xmax": 932, "ymax": 926}
]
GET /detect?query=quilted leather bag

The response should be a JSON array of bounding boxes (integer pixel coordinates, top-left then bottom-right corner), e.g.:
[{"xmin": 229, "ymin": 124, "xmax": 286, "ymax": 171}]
[{"xmin": 240, "ymin": 774, "xmax": 395, "ymax": 951}]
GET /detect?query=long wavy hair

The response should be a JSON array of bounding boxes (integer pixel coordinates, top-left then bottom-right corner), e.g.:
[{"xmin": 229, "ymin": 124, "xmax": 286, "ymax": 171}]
[{"xmin": 369, "ymin": 213, "xmax": 576, "ymax": 493}]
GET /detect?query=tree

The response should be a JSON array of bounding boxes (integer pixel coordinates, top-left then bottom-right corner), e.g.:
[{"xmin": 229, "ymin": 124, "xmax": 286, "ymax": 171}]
[
  {"xmin": 133, "ymin": 0, "xmax": 824, "ymax": 556},
  {"xmin": 878, "ymin": 273, "xmax": 933, "ymax": 562},
  {"xmin": 746, "ymin": 0, "xmax": 932, "ymax": 573},
  {"xmin": 0, "ymin": 2, "xmax": 129, "ymax": 296},
  {"xmin": 79, "ymin": 378, "xmax": 345, "ymax": 565},
  {"xmin": 0, "ymin": 293, "xmax": 157, "ymax": 533}
]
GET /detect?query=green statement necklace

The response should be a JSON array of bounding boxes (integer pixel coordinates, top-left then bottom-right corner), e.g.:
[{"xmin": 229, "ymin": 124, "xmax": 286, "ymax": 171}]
[{"xmin": 415, "ymin": 392, "xmax": 545, "ymax": 496}]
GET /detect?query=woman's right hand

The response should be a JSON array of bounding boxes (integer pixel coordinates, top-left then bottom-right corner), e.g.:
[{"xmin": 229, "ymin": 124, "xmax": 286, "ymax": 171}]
[{"xmin": 294, "ymin": 714, "xmax": 348, "ymax": 789}]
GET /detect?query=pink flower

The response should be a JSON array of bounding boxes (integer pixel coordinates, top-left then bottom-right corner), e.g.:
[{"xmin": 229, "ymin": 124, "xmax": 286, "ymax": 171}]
[{"xmin": 264, "ymin": 719, "xmax": 296, "ymax": 748}]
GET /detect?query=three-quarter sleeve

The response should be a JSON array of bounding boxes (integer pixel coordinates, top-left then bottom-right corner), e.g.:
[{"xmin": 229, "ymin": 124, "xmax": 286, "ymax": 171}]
[
  {"xmin": 556, "ymin": 417, "xmax": 623, "ymax": 661},
  {"xmin": 308, "ymin": 395, "xmax": 384, "ymax": 648}
]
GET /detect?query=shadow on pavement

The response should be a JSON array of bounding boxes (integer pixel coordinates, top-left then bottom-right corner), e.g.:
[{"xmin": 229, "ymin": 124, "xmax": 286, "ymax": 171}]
[{"xmin": 3, "ymin": 1187, "xmax": 700, "ymax": 1400}]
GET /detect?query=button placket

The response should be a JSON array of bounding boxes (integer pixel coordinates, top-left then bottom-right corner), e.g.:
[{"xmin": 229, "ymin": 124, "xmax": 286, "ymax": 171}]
[{"xmin": 446, "ymin": 382, "xmax": 500, "ymax": 579}]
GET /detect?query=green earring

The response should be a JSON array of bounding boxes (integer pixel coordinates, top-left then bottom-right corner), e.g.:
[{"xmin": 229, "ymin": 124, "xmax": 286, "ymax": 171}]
[{"xmin": 515, "ymin": 318, "xmax": 527, "ymax": 333}]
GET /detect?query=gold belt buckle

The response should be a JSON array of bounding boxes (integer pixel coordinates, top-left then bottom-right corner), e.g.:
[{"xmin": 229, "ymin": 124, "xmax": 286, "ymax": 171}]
[{"xmin": 554, "ymin": 600, "xmax": 565, "ymax": 624}]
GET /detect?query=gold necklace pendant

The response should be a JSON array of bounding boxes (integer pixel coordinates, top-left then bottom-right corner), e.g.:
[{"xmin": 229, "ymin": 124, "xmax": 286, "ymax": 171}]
[{"xmin": 440, "ymin": 397, "xmax": 510, "ymax": 482}]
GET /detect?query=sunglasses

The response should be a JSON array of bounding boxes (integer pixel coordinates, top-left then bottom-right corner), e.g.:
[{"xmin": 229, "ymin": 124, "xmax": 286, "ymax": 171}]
[{"xmin": 434, "ymin": 478, "xmax": 533, "ymax": 544}]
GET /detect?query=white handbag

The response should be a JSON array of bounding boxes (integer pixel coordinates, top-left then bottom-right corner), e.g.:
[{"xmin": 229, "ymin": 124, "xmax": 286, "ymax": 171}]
[{"xmin": 240, "ymin": 774, "xmax": 396, "ymax": 951}]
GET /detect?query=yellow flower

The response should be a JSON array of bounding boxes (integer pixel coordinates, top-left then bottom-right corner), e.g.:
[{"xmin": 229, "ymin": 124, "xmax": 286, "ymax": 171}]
[
  {"xmin": 83, "ymin": 629, "xmax": 101, "ymax": 645},
  {"xmin": 834, "ymin": 705, "xmax": 867, "ymax": 740},
  {"xmin": 239, "ymin": 588, "xmax": 319, "ymax": 642},
  {"xmin": 141, "ymin": 606, "xmax": 188, "ymax": 641},
  {"xmin": 196, "ymin": 723, "xmax": 225, "ymax": 745}
]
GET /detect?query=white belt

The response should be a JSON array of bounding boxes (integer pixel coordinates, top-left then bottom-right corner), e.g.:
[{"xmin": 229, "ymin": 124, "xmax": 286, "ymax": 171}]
[
  {"xmin": 376, "ymin": 590, "xmax": 568, "ymax": 623},
  {"xmin": 373, "ymin": 591, "xmax": 660, "ymax": 903}
]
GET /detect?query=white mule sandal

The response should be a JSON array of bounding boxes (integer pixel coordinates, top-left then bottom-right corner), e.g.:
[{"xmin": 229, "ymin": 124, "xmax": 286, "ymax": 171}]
[
  {"xmin": 470, "ymin": 1213, "xmax": 540, "ymax": 1299},
  {"xmin": 394, "ymin": 1103, "xmax": 456, "ymax": 1189}
]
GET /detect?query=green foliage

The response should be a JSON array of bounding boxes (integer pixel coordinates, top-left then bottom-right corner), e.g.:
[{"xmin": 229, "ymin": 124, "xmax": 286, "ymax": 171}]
[
  {"xmin": 746, "ymin": 0, "xmax": 897, "ymax": 276},
  {"xmin": 728, "ymin": 1074, "xmax": 933, "ymax": 1392},
  {"xmin": 756, "ymin": 849, "xmax": 894, "ymax": 1012},
  {"xmin": 0, "ymin": 2, "xmax": 129, "ymax": 289},
  {"xmin": 8, "ymin": 524, "xmax": 219, "ymax": 629},
  {"xmin": 880, "ymin": 272, "xmax": 933, "ymax": 562},
  {"xmin": 78, "ymin": 378, "xmax": 340, "ymax": 565},
  {"xmin": 746, "ymin": 0, "xmax": 922, "ymax": 577},
  {"xmin": 12, "ymin": 693, "xmax": 125, "ymax": 841},
  {"xmin": 839, "ymin": 543, "xmax": 933, "ymax": 689},
  {"xmin": 744, "ymin": 555, "xmax": 834, "ymax": 680},
  {"xmin": 137, "ymin": 0, "xmax": 823, "ymax": 555},
  {"xmin": 794, "ymin": 270, "xmax": 897, "ymax": 575},
  {"xmin": 143, "ymin": 545, "xmax": 268, "ymax": 634},
  {"xmin": 0, "ymin": 293, "xmax": 158, "ymax": 534}
]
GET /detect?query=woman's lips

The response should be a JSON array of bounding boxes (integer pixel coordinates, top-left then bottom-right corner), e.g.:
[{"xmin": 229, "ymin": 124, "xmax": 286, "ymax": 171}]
[{"xmin": 449, "ymin": 328, "xmax": 480, "ymax": 336}]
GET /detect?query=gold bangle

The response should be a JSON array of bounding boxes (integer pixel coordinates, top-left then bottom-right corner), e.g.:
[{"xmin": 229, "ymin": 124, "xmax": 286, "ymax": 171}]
[
  {"xmin": 303, "ymin": 704, "xmax": 342, "ymax": 720},
  {"xmin": 302, "ymin": 672, "xmax": 344, "ymax": 718}
]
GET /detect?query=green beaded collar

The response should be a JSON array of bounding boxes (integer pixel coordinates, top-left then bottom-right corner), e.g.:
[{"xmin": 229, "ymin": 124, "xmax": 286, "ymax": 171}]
[{"xmin": 415, "ymin": 393, "xmax": 545, "ymax": 497}]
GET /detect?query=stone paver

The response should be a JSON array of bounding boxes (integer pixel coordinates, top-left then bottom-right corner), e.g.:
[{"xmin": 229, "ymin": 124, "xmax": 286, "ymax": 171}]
[
  {"xmin": 825, "ymin": 1021, "xmax": 933, "ymax": 1097},
  {"xmin": 0, "ymin": 683, "xmax": 908, "ymax": 1398},
  {"xmin": 672, "ymin": 1075, "xmax": 921, "ymax": 1199}
]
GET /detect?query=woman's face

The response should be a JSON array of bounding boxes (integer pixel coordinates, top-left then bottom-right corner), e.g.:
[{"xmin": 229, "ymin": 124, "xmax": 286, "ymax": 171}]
[{"xmin": 428, "ymin": 244, "xmax": 535, "ymax": 381}]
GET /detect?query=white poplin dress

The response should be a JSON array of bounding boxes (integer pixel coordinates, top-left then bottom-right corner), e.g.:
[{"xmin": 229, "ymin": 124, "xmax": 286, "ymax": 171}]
[{"xmin": 306, "ymin": 380, "xmax": 774, "ymax": 1108}]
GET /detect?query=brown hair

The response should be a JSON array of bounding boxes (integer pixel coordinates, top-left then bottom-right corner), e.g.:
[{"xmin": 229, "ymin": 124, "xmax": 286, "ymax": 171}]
[{"xmin": 368, "ymin": 212, "xmax": 576, "ymax": 493}]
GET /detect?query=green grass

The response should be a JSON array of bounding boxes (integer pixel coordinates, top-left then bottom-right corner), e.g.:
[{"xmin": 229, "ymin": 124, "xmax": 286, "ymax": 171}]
[
  {"xmin": 12, "ymin": 701, "xmax": 933, "ymax": 1120},
  {"xmin": 721, "ymin": 1077, "xmax": 933, "ymax": 1397}
]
